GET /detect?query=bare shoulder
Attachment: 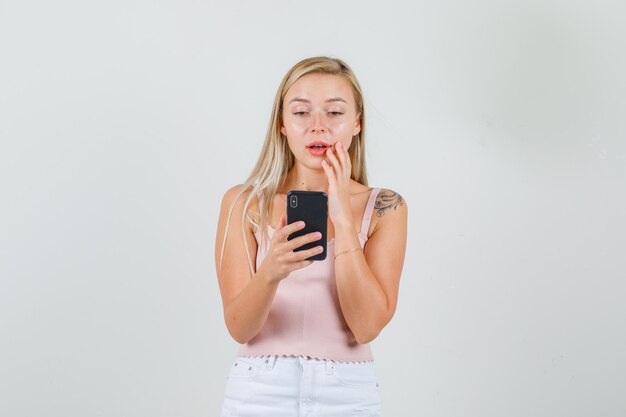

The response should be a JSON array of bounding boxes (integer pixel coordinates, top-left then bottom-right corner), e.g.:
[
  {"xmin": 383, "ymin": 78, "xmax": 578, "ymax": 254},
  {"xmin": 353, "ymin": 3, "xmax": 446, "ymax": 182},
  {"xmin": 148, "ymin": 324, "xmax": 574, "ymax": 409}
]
[
  {"xmin": 221, "ymin": 184, "xmax": 258, "ymax": 208},
  {"xmin": 220, "ymin": 184, "xmax": 260, "ymax": 227},
  {"xmin": 371, "ymin": 188, "xmax": 407, "ymax": 233}
]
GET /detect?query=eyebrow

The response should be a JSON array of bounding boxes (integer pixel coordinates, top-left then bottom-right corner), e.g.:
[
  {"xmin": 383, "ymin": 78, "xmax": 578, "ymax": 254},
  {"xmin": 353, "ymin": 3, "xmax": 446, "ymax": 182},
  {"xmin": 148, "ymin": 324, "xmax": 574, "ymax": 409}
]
[{"xmin": 288, "ymin": 97, "xmax": 348, "ymax": 104}]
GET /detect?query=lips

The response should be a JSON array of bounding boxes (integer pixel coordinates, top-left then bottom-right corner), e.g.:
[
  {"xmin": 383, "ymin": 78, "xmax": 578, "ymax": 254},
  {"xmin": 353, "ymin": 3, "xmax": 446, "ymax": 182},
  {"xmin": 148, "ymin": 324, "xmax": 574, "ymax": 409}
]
[
  {"xmin": 306, "ymin": 141, "xmax": 331, "ymax": 149},
  {"xmin": 307, "ymin": 145, "xmax": 329, "ymax": 157}
]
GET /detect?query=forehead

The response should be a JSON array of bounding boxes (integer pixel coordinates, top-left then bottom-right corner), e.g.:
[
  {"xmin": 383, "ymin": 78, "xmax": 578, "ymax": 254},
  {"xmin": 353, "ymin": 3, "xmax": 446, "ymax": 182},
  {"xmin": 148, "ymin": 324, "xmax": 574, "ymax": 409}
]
[{"xmin": 284, "ymin": 73, "xmax": 353, "ymax": 104}]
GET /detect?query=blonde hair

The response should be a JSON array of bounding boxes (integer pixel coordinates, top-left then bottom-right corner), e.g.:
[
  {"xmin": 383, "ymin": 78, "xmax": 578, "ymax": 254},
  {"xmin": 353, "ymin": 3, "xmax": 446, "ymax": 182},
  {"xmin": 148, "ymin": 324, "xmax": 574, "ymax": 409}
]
[{"xmin": 218, "ymin": 55, "xmax": 369, "ymax": 276}]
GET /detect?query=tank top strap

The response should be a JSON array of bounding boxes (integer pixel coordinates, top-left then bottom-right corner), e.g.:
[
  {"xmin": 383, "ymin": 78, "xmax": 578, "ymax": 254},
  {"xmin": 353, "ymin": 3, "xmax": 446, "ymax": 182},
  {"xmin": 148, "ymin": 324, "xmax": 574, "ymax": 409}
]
[
  {"xmin": 360, "ymin": 187, "xmax": 381, "ymax": 237},
  {"xmin": 252, "ymin": 187, "xmax": 264, "ymax": 235}
]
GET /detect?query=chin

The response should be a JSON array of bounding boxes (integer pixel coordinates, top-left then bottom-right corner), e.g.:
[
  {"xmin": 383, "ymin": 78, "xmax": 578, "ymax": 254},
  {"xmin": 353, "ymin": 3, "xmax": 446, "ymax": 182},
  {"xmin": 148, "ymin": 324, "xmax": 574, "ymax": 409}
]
[
  {"xmin": 310, "ymin": 160, "xmax": 326, "ymax": 171},
  {"xmin": 296, "ymin": 154, "xmax": 325, "ymax": 168}
]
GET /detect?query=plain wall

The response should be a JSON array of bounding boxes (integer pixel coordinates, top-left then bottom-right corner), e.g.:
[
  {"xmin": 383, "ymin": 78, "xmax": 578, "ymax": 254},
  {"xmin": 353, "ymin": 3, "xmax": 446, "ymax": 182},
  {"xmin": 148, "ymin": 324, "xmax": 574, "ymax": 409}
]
[{"xmin": 1, "ymin": 0, "xmax": 624, "ymax": 416}]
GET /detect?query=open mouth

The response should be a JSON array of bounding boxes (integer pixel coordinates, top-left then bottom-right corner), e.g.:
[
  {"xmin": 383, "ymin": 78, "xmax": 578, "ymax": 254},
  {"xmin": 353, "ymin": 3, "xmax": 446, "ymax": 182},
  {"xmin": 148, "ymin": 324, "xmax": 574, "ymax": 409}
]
[
  {"xmin": 306, "ymin": 141, "xmax": 331, "ymax": 157},
  {"xmin": 307, "ymin": 146, "xmax": 328, "ymax": 156}
]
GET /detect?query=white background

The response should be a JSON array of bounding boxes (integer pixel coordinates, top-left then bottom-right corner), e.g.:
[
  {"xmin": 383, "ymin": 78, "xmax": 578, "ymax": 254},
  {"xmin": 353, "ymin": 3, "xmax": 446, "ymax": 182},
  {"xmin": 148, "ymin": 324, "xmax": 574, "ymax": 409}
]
[{"xmin": 1, "ymin": 1, "xmax": 624, "ymax": 416}]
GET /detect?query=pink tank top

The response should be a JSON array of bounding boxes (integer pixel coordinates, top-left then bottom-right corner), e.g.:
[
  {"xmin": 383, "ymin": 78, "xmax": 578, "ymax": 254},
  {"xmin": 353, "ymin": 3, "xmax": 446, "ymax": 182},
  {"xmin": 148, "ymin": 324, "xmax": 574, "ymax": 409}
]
[{"xmin": 236, "ymin": 187, "xmax": 382, "ymax": 363}]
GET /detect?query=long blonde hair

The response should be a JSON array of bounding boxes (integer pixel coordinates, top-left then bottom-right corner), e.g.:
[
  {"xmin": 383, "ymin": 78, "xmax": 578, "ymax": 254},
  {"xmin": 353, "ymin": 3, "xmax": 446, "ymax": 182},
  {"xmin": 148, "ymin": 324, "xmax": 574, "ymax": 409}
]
[{"xmin": 218, "ymin": 55, "xmax": 369, "ymax": 276}]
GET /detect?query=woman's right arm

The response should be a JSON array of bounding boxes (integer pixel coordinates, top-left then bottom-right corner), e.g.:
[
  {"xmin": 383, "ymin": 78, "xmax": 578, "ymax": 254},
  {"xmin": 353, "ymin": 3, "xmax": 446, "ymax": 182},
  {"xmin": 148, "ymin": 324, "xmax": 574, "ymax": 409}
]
[
  {"xmin": 214, "ymin": 185, "xmax": 323, "ymax": 344},
  {"xmin": 214, "ymin": 185, "xmax": 275, "ymax": 344}
]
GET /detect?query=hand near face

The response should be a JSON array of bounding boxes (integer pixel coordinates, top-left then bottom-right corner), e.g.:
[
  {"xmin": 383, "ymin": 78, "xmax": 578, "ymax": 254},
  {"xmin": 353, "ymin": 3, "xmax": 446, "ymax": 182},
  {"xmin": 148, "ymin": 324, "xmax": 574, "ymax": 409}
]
[{"xmin": 321, "ymin": 142, "xmax": 354, "ymax": 228}]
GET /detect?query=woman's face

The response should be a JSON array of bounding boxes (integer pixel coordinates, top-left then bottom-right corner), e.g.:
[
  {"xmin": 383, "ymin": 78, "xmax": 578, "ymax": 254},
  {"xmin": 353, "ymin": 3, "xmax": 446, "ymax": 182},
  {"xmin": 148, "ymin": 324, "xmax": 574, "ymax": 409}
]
[{"xmin": 281, "ymin": 73, "xmax": 361, "ymax": 168}]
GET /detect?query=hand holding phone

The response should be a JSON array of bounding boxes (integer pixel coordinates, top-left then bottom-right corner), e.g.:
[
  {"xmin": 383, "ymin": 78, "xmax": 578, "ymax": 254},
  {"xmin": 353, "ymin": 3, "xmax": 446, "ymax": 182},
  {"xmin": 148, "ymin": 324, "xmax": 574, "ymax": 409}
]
[{"xmin": 256, "ymin": 213, "xmax": 324, "ymax": 284}]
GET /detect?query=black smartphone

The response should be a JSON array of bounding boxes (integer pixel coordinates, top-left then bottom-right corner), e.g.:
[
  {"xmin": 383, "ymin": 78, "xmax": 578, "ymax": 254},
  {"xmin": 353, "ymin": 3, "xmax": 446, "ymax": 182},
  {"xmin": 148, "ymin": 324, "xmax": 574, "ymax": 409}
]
[{"xmin": 286, "ymin": 190, "xmax": 328, "ymax": 261}]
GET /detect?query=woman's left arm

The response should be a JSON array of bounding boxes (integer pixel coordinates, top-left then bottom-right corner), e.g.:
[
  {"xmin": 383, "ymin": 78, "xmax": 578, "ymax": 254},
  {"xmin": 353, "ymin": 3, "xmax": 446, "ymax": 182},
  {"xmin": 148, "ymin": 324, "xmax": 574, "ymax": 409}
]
[
  {"xmin": 333, "ymin": 190, "xmax": 407, "ymax": 344},
  {"xmin": 322, "ymin": 143, "xmax": 408, "ymax": 344}
]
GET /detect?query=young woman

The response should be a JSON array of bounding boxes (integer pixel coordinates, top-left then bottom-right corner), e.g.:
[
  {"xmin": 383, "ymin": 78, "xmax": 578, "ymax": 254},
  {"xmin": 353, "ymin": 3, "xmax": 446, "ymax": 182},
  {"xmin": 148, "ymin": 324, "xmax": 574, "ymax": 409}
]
[{"xmin": 214, "ymin": 56, "xmax": 407, "ymax": 417}]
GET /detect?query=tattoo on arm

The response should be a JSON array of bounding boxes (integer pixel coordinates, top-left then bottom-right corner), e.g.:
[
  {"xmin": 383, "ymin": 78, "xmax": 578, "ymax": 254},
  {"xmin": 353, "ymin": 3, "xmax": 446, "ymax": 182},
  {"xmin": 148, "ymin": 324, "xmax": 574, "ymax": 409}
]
[{"xmin": 375, "ymin": 189, "xmax": 404, "ymax": 217}]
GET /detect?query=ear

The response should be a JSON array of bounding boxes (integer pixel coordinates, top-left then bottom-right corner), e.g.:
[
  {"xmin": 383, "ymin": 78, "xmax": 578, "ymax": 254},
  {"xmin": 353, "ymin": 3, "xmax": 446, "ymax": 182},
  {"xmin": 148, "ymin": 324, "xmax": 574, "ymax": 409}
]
[
  {"xmin": 280, "ymin": 125, "xmax": 286, "ymax": 136},
  {"xmin": 353, "ymin": 114, "xmax": 361, "ymax": 136}
]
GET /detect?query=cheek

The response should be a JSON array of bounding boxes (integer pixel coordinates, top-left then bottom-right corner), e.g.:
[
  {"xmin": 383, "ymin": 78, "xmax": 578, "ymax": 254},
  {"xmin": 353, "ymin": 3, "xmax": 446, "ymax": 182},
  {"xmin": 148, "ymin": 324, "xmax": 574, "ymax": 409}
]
[
  {"xmin": 283, "ymin": 119, "xmax": 308, "ymax": 132},
  {"xmin": 333, "ymin": 120, "xmax": 352, "ymax": 130},
  {"xmin": 285, "ymin": 137, "xmax": 306, "ymax": 155}
]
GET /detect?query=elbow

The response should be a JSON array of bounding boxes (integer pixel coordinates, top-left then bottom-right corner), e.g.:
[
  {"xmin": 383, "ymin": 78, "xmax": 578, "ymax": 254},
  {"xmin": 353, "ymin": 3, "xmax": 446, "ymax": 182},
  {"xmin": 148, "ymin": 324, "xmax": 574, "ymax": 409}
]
[
  {"xmin": 355, "ymin": 328, "xmax": 380, "ymax": 344},
  {"xmin": 227, "ymin": 326, "xmax": 250, "ymax": 344},
  {"xmin": 232, "ymin": 332, "xmax": 247, "ymax": 345},
  {"xmin": 224, "ymin": 313, "xmax": 250, "ymax": 344},
  {"xmin": 355, "ymin": 314, "xmax": 392, "ymax": 344},
  {"xmin": 226, "ymin": 319, "xmax": 259, "ymax": 345},
  {"xmin": 224, "ymin": 304, "xmax": 249, "ymax": 344}
]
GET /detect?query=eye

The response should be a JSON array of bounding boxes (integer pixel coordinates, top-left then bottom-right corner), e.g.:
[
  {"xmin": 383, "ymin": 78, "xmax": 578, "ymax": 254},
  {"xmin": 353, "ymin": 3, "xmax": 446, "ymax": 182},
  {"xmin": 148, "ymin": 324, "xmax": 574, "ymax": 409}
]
[
  {"xmin": 329, "ymin": 112, "xmax": 344, "ymax": 116},
  {"xmin": 294, "ymin": 111, "xmax": 308, "ymax": 116}
]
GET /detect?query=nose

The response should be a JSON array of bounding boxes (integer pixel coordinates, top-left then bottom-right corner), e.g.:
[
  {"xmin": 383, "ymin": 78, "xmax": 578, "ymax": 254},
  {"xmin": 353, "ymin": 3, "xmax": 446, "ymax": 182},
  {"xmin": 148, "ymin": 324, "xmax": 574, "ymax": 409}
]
[{"xmin": 311, "ymin": 111, "xmax": 326, "ymax": 134}]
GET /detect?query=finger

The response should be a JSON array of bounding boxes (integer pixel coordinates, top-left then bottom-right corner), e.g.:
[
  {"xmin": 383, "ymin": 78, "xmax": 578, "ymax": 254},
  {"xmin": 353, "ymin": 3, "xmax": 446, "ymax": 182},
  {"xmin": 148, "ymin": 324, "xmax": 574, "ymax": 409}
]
[
  {"xmin": 328, "ymin": 146, "xmax": 348, "ymax": 180},
  {"xmin": 326, "ymin": 147, "xmax": 341, "ymax": 174},
  {"xmin": 321, "ymin": 159, "xmax": 337, "ymax": 188},
  {"xmin": 334, "ymin": 143, "xmax": 346, "ymax": 169},
  {"xmin": 325, "ymin": 149, "xmax": 341, "ymax": 186},
  {"xmin": 288, "ymin": 259, "xmax": 314, "ymax": 272},
  {"xmin": 278, "ymin": 218, "xmax": 305, "ymax": 242},
  {"xmin": 321, "ymin": 159, "xmax": 333, "ymax": 178},
  {"xmin": 337, "ymin": 143, "xmax": 351, "ymax": 178},
  {"xmin": 283, "ymin": 231, "xmax": 322, "ymax": 252},
  {"xmin": 284, "ymin": 245, "xmax": 324, "ymax": 262}
]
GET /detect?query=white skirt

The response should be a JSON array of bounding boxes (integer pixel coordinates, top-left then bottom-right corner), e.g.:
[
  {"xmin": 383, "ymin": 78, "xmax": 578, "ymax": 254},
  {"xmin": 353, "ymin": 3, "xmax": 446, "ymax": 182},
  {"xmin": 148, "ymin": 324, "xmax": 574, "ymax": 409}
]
[{"xmin": 218, "ymin": 354, "xmax": 383, "ymax": 417}]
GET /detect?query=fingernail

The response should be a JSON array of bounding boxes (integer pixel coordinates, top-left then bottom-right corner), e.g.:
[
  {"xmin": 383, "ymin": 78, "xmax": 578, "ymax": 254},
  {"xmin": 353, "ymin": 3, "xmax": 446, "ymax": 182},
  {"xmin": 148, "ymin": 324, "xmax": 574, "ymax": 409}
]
[{"xmin": 298, "ymin": 221, "xmax": 305, "ymax": 227}]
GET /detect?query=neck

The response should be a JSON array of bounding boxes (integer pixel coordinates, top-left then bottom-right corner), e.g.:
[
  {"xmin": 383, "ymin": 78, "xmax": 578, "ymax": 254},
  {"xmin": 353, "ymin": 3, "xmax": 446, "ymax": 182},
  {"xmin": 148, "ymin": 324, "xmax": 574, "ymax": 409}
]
[{"xmin": 280, "ymin": 163, "xmax": 344, "ymax": 194}]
